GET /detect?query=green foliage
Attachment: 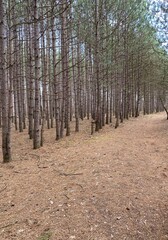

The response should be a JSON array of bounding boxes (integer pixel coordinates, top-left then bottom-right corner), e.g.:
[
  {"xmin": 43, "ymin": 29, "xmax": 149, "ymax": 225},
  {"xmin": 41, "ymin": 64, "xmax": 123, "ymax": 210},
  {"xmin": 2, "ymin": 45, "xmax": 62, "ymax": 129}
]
[{"xmin": 37, "ymin": 230, "xmax": 52, "ymax": 240}]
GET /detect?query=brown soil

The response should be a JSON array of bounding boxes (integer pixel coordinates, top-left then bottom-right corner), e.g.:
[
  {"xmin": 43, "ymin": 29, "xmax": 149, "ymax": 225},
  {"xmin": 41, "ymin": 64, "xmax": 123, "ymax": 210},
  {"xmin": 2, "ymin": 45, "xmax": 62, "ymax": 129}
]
[{"xmin": 0, "ymin": 112, "xmax": 168, "ymax": 240}]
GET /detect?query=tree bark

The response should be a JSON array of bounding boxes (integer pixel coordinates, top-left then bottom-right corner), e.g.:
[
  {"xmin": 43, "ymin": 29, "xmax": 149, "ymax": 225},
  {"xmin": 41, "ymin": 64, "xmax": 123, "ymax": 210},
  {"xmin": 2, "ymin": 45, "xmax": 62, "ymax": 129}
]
[
  {"xmin": 33, "ymin": 0, "xmax": 40, "ymax": 149},
  {"xmin": 0, "ymin": 0, "xmax": 12, "ymax": 162}
]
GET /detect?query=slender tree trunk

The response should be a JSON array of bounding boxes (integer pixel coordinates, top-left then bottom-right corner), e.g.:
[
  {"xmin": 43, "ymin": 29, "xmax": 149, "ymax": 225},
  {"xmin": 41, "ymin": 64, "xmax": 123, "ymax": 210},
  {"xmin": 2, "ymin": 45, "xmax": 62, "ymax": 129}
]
[
  {"xmin": 0, "ymin": 0, "xmax": 12, "ymax": 162},
  {"xmin": 51, "ymin": 12, "xmax": 60, "ymax": 140},
  {"xmin": 33, "ymin": 0, "xmax": 40, "ymax": 149},
  {"xmin": 95, "ymin": 0, "xmax": 101, "ymax": 132},
  {"xmin": 60, "ymin": 1, "xmax": 70, "ymax": 137}
]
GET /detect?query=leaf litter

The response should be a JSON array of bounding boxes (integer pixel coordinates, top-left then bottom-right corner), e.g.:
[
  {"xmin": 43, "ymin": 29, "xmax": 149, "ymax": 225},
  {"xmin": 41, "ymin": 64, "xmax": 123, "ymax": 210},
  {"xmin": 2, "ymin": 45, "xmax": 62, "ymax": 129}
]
[{"xmin": 0, "ymin": 112, "xmax": 167, "ymax": 240}]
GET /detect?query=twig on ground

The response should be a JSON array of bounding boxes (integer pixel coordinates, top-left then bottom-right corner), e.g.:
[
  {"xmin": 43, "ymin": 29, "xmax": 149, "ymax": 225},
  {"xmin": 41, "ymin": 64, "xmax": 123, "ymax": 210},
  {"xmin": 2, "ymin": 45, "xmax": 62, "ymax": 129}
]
[
  {"xmin": 0, "ymin": 220, "xmax": 19, "ymax": 230},
  {"xmin": 59, "ymin": 172, "xmax": 83, "ymax": 176},
  {"xmin": 0, "ymin": 184, "xmax": 7, "ymax": 193}
]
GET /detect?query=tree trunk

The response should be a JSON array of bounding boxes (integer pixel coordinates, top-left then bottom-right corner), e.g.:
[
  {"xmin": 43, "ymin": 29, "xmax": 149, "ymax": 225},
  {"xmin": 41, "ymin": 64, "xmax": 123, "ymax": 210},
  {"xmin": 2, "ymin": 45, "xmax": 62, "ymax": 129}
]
[
  {"xmin": 0, "ymin": 0, "xmax": 12, "ymax": 162},
  {"xmin": 33, "ymin": 0, "xmax": 40, "ymax": 149}
]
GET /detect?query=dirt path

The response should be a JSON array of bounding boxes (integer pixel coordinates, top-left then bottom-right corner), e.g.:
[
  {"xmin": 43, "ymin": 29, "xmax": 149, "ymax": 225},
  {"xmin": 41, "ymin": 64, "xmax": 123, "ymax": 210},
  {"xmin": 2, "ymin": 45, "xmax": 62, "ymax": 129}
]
[{"xmin": 0, "ymin": 113, "xmax": 168, "ymax": 240}]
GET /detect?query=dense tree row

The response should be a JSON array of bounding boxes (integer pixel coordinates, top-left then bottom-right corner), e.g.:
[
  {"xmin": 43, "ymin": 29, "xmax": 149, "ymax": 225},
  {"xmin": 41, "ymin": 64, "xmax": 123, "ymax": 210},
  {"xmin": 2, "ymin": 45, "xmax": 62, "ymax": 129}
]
[{"xmin": 0, "ymin": 0, "xmax": 168, "ymax": 162}]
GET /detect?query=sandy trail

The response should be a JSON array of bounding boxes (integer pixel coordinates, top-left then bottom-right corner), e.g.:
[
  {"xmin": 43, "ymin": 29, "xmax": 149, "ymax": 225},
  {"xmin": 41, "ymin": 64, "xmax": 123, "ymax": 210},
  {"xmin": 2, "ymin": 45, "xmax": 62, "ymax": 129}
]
[{"xmin": 0, "ymin": 112, "xmax": 168, "ymax": 240}]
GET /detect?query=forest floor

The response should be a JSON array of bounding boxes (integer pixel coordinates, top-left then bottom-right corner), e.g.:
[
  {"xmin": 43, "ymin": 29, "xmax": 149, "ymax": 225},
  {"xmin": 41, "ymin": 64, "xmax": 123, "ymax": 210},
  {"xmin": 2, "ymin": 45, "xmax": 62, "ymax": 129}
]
[{"xmin": 0, "ymin": 112, "xmax": 168, "ymax": 240}]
